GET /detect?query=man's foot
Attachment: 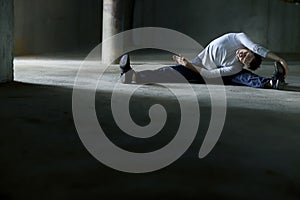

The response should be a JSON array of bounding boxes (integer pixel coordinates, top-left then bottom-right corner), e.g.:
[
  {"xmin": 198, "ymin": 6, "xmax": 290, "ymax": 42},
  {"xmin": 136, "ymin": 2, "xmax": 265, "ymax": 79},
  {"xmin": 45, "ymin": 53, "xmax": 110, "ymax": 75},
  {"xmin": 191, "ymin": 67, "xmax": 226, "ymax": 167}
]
[
  {"xmin": 266, "ymin": 79, "xmax": 285, "ymax": 90},
  {"xmin": 273, "ymin": 61, "xmax": 286, "ymax": 82},
  {"xmin": 119, "ymin": 54, "xmax": 133, "ymax": 84},
  {"xmin": 120, "ymin": 54, "xmax": 131, "ymax": 75}
]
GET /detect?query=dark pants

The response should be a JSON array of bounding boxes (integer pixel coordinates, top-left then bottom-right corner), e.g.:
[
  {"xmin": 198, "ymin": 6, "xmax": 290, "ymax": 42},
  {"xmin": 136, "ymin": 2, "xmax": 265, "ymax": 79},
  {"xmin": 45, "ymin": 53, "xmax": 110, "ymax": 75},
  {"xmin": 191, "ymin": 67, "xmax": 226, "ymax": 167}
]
[{"xmin": 135, "ymin": 65, "xmax": 271, "ymax": 88}]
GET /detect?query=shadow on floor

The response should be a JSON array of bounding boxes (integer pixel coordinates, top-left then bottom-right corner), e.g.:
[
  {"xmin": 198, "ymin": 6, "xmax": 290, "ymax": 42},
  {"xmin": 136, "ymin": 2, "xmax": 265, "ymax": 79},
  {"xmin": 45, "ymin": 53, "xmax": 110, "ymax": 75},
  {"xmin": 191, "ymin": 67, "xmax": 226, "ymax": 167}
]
[
  {"xmin": 0, "ymin": 82, "xmax": 300, "ymax": 200},
  {"xmin": 284, "ymin": 85, "xmax": 300, "ymax": 92}
]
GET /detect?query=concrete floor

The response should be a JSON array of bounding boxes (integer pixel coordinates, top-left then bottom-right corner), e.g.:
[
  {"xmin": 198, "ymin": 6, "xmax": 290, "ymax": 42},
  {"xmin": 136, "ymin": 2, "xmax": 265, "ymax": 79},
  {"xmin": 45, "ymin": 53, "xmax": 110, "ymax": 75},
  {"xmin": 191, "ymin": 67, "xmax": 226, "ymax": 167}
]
[{"xmin": 1, "ymin": 54, "xmax": 300, "ymax": 199}]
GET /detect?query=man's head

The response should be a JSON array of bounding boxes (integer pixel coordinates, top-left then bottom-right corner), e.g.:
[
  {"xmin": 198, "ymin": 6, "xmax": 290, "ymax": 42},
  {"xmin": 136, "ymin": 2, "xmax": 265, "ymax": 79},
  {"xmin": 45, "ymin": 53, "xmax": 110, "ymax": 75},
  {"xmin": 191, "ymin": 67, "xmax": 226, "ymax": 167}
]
[{"xmin": 236, "ymin": 48, "xmax": 262, "ymax": 70}]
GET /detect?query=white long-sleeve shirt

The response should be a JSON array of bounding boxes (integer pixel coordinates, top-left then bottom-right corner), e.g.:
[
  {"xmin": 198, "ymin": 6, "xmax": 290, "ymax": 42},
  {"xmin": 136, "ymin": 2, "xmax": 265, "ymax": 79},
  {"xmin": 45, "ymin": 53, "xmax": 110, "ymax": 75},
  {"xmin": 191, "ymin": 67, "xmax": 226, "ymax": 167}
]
[{"xmin": 191, "ymin": 32, "xmax": 269, "ymax": 78}]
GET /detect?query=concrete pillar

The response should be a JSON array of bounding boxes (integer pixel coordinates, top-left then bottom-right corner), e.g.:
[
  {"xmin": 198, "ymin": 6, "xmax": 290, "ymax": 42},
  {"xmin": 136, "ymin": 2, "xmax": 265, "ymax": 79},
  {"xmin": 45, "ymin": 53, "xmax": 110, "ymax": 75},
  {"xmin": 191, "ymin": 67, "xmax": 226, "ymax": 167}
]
[
  {"xmin": 102, "ymin": 0, "xmax": 134, "ymax": 63},
  {"xmin": 0, "ymin": 0, "xmax": 14, "ymax": 82}
]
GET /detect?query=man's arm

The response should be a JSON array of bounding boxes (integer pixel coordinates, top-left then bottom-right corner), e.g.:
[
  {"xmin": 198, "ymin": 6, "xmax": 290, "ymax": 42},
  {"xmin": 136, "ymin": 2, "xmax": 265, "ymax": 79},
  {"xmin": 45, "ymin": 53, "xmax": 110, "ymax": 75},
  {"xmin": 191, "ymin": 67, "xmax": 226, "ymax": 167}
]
[
  {"xmin": 236, "ymin": 33, "xmax": 289, "ymax": 78},
  {"xmin": 172, "ymin": 55, "xmax": 242, "ymax": 78},
  {"xmin": 266, "ymin": 52, "xmax": 289, "ymax": 78},
  {"xmin": 236, "ymin": 32, "xmax": 269, "ymax": 58}
]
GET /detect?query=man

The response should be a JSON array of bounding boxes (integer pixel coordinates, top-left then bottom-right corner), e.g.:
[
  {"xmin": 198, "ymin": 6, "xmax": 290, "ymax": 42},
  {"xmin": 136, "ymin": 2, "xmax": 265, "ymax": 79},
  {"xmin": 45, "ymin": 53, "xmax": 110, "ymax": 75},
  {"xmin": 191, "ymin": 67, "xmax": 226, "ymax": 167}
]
[{"xmin": 119, "ymin": 32, "xmax": 288, "ymax": 89}]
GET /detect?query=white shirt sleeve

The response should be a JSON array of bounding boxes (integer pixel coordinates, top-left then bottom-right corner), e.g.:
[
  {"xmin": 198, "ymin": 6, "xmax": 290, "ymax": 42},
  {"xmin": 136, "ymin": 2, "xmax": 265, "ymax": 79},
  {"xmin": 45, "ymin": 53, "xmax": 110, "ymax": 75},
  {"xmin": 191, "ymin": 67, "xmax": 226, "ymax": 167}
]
[
  {"xmin": 190, "ymin": 56, "xmax": 204, "ymax": 67},
  {"xmin": 200, "ymin": 65, "xmax": 243, "ymax": 78},
  {"xmin": 235, "ymin": 32, "xmax": 269, "ymax": 58}
]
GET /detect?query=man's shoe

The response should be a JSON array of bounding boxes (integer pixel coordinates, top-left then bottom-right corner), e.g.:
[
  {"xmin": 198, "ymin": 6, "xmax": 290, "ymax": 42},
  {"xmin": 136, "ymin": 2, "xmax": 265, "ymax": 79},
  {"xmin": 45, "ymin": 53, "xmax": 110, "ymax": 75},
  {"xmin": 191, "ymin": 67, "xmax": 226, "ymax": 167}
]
[
  {"xmin": 120, "ymin": 54, "xmax": 131, "ymax": 75},
  {"xmin": 119, "ymin": 54, "xmax": 133, "ymax": 84},
  {"xmin": 273, "ymin": 61, "xmax": 285, "ymax": 82},
  {"xmin": 271, "ymin": 79, "xmax": 285, "ymax": 90},
  {"xmin": 121, "ymin": 70, "xmax": 134, "ymax": 84}
]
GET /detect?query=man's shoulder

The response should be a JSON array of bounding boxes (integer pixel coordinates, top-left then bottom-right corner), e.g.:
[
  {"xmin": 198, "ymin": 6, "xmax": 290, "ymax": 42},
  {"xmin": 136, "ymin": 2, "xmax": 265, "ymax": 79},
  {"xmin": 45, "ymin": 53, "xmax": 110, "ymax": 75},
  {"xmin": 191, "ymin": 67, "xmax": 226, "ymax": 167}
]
[
  {"xmin": 213, "ymin": 32, "xmax": 239, "ymax": 41},
  {"xmin": 223, "ymin": 32, "xmax": 247, "ymax": 39}
]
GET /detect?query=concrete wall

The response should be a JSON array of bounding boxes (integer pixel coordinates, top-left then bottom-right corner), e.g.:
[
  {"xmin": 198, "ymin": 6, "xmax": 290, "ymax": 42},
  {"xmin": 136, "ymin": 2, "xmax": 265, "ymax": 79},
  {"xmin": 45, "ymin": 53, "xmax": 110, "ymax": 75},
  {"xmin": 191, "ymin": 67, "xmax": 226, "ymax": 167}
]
[
  {"xmin": 14, "ymin": 0, "xmax": 101, "ymax": 55},
  {"xmin": 0, "ymin": 0, "xmax": 14, "ymax": 82},
  {"xmin": 14, "ymin": 0, "xmax": 300, "ymax": 55},
  {"xmin": 79, "ymin": 0, "xmax": 102, "ymax": 51},
  {"xmin": 133, "ymin": 0, "xmax": 300, "ymax": 53}
]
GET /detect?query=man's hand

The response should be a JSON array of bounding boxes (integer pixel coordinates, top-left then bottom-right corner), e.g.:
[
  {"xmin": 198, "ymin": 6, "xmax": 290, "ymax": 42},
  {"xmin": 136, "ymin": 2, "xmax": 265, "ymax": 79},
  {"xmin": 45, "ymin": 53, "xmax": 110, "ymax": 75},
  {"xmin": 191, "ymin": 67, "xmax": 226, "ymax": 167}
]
[
  {"xmin": 172, "ymin": 54, "xmax": 201, "ymax": 74},
  {"xmin": 172, "ymin": 55, "xmax": 189, "ymax": 66},
  {"xmin": 266, "ymin": 52, "xmax": 289, "ymax": 79},
  {"xmin": 279, "ymin": 59, "xmax": 289, "ymax": 79}
]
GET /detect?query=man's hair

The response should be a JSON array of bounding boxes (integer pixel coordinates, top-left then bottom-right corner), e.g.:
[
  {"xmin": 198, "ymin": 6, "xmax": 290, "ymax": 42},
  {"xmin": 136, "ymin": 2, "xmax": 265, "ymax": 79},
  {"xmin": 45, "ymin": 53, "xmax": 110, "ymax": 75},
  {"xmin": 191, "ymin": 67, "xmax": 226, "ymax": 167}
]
[{"xmin": 249, "ymin": 53, "xmax": 262, "ymax": 71}]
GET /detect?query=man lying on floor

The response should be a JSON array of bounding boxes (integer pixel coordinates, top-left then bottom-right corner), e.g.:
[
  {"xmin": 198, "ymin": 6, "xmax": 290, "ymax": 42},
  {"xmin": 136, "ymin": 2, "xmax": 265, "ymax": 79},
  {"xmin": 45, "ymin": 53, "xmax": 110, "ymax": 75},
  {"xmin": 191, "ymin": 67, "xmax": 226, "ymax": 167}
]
[{"xmin": 119, "ymin": 32, "xmax": 288, "ymax": 90}]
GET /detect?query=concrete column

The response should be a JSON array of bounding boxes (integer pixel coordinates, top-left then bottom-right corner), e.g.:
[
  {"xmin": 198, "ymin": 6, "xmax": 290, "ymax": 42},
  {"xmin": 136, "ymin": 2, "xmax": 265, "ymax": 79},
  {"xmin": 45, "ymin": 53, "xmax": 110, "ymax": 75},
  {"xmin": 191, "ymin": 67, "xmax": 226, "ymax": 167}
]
[
  {"xmin": 0, "ymin": 0, "xmax": 14, "ymax": 82},
  {"xmin": 102, "ymin": 0, "xmax": 134, "ymax": 63}
]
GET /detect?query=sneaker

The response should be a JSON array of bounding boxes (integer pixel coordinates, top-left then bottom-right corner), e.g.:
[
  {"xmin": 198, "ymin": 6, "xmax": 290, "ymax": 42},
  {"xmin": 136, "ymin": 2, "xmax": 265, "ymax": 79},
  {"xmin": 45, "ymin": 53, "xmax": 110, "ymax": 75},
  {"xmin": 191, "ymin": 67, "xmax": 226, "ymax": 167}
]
[
  {"xmin": 271, "ymin": 79, "xmax": 285, "ymax": 90},
  {"xmin": 121, "ymin": 70, "xmax": 134, "ymax": 84},
  {"xmin": 119, "ymin": 54, "xmax": 131, "ymax": 75},
  {"xmin": 119, "ymin": 54, "xmax": 133, "ymax": 84},
  {"xmin": 273, "ymin": 61, "xmax": 285, "ymax": 82}
]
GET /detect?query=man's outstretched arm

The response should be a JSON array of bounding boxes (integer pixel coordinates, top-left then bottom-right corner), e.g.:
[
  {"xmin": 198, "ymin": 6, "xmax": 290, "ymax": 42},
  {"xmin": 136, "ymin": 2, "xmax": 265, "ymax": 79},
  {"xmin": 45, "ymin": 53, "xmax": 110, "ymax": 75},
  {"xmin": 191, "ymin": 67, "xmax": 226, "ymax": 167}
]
[{"xmin": 172, "ymin": 55, "xmax": 243, "ymax": 78}]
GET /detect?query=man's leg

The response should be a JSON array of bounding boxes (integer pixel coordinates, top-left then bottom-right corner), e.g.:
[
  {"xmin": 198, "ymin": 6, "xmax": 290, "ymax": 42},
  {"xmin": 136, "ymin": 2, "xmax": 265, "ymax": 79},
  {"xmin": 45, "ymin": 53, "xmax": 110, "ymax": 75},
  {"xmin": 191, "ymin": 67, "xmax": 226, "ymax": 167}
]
[
  {"xmin": 223, "ymin": 69, "xmax": 271, "ymax": 88},
  {"xmin": 134, "ymin": 65, "xmax": 205, "ymax": 84},
  {"xmin": 119, "ymin": 54, "xmax": 205, "ymax": 84}
]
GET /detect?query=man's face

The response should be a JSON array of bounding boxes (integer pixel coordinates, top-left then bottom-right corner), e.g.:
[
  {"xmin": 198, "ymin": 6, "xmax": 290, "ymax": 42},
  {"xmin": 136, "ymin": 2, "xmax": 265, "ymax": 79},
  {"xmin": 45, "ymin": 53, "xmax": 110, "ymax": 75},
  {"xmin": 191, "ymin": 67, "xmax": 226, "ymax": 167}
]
[{"xmin": 236, "ymin": 48, "xmax": 255, "ymax": 67}]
